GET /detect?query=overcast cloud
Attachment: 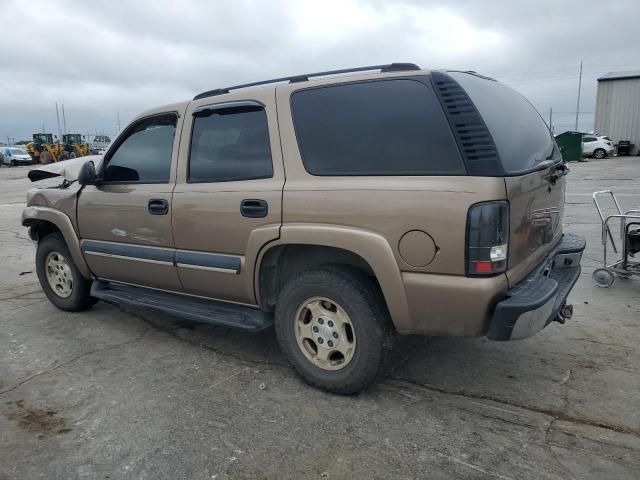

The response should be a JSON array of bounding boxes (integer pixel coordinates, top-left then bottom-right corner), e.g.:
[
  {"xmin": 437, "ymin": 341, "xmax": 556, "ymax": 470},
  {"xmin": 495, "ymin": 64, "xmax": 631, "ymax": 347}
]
[{"xmin": 1, "ymin": 0, "xmax": 639, "ymax": 142}]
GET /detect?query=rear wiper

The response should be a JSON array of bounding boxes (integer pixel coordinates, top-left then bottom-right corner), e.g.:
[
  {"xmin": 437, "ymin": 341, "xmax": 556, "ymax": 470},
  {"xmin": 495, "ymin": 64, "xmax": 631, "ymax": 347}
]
[{"xmin": 533, "ymin": 159, "xmax": 556, "ymax": 171}]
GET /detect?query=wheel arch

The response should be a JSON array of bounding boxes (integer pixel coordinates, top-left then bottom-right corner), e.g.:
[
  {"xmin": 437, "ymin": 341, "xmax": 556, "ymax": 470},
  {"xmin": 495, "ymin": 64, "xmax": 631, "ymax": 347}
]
[
  {"xmin": 22, "ymin": 206, "xmax": 92, "ymax": 279},
  {"xmin": 255, "ymin": 224, "xmax": 411, "ymax": 329}
]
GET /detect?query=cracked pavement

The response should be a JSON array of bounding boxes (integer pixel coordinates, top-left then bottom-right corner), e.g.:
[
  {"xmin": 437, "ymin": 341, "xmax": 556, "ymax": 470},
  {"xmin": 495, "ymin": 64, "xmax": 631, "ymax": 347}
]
[{"xmin": 1, "ymin": 159, "xmax": 639, "ymax": 479}]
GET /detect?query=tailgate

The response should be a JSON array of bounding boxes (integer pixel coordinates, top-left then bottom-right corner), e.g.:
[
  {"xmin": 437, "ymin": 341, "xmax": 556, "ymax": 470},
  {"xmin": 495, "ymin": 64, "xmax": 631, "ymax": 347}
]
[{"xmin": 505, "ymin": 171, "xmax": 565, "ymax": 286}]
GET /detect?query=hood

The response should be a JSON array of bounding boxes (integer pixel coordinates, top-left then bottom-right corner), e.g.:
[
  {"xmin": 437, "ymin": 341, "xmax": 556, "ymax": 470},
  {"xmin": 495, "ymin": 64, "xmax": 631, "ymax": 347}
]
[{"xmin": 27, "ymin": 155, "xmax": 103, "ymax": 182}]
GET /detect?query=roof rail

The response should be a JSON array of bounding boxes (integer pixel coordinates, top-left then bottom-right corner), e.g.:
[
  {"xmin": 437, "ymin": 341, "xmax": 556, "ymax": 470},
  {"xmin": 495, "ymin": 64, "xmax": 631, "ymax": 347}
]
[{"xmin": 193, "ymin": 63, "xmax": 421, "ymax": 100}]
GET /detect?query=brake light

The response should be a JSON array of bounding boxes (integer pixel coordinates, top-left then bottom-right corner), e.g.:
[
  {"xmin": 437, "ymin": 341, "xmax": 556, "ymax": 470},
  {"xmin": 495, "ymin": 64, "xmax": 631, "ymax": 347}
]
[{"xmin": 466, "ymin": 201, "xmax": 509, "ymax": 276}]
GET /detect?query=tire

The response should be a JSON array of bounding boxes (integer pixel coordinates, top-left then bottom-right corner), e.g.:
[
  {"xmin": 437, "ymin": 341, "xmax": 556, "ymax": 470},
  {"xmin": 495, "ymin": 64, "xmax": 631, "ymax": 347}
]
[
  {"xmin": 593, "ymin": 148, "xmax": 606, "ymax": 159},
  {"xmin": 275, "ymin": 267, "xmax": 394, "ymax": 394},
  {"xmin": 10, "ymin": 160, "xmax": 16, "ymax": 167},
  {"xmin": 69, "ymin": 151, "xmax": 77, "ymax": 159},
  {"xmin": 36, "ymin": 233, "xmax": 96, "ymax": 311},
  {"xmin": 39, "ymin": 151, "xmax": 52, "ymax": 164}
]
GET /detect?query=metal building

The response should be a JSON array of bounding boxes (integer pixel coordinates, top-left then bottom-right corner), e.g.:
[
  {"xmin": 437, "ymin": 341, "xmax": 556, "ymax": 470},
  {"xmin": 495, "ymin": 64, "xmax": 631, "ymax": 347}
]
[{"xmin": 594, "ymin": 71, "xmax": 640, "ymax": 155}]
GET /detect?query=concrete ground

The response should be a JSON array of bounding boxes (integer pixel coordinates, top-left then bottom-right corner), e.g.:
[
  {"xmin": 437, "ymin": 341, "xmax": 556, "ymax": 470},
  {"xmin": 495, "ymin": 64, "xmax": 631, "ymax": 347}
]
[{"xmin": 0, "ymin": 157, "xmax": 639, "ymax": 480}]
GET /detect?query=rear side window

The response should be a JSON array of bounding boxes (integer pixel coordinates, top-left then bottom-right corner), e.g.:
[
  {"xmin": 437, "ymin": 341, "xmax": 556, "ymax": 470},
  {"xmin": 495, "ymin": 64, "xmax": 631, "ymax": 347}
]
[
  {"xmin": 583, "ymin": 137, "xmax": 597, "ymax": 143},
  {"xmin": 188, "ymin": 106, "xmax": 273, "ymax": 182},
  {"xmin": 449, "ymin": 72, "xmax": 560, "ymax": 174},
  {"xmin": 291, "ymin": 79, "xmax": 465, "ymax": 176},
  {"xmin": 104, "ymin": 115, "xmax": 176, "ymax": 183}
]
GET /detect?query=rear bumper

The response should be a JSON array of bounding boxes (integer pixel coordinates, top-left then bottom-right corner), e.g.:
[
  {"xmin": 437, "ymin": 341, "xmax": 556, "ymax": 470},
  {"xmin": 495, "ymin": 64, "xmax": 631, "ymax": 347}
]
[{"xmin": 487, "ymin": 233, "xmax": 586, "ymax": 341}]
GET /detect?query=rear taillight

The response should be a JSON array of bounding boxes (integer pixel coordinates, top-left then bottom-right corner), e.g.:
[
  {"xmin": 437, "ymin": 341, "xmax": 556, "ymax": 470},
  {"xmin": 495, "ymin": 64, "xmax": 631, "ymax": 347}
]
[{"xmin": 466, "ymin": 201, "xmax": 509, "ymax": 276}]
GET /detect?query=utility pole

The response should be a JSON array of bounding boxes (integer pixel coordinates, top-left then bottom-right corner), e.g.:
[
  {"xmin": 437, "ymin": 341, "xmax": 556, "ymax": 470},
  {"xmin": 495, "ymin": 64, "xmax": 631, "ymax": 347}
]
[
  {"xmin": 61, "ymin": 104, "xmax": 67, "ymax": 135},
  {"xmin": 549, "ymin": 107, "xmax": 553, "ymax": 131},
  {"xmin": 55, "ymin": 103, "xmax": 62, "ymax": 144},
  {"xmin": 116, "ymin": 112, "xmax": 121, "ymax": 134},
  {"xmin": 574, "ymin": 60, "xmax": 583, "ymax": 131}
]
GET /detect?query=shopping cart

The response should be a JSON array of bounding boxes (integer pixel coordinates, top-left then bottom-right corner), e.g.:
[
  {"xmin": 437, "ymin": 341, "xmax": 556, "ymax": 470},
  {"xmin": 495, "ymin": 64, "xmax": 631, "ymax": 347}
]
[{"xmin": 592, "ymin": 190, "xmax": 640, "ymax": 287}]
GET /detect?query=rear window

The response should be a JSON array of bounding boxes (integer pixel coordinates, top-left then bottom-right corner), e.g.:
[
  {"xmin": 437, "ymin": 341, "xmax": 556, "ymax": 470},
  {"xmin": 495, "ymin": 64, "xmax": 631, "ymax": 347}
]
[
  {"xmin": 291, "ymin": 79, "xmax": 465, "ymax": 176},
  {"xmin": 449, "ymin": 72, "xmax": 560, "ymax": 174}
]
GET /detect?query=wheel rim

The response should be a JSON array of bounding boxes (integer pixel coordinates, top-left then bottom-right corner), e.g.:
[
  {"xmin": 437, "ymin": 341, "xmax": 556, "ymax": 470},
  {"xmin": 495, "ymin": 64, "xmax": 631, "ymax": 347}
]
[
  {"xmin": 593, "ymin": 268, "xmax": 614, "ymax": 288},
  {"xmin": 294, "ymin": 296, "xmax": 356, "ymax": 371},
  {"xmin": 595, "ymin": 149, "xmax": 604, "ymax": 159},
  {"xmin": 45, "ymin": 251, "xmax": 73, "ymax": 298}
]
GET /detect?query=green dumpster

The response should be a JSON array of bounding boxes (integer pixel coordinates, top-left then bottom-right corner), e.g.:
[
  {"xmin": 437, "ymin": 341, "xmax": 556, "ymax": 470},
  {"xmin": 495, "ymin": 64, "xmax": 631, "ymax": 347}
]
[{"xmin": 554, "ymin": 131, "xmax": 584, "ymax": 162}]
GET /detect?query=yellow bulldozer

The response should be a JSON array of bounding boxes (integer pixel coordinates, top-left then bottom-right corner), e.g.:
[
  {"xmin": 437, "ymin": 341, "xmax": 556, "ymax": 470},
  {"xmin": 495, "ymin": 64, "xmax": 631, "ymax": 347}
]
[
  {"xmin": 26, "ymin": 133, "xmax": 63, "ymax": 164},
  {"xmin": 26, "ymin": 133, "xmax": 90, "ymax": 163},
  {"xmin": 61, "ymin": 133, "xmax": 91, "ymax": 159}
]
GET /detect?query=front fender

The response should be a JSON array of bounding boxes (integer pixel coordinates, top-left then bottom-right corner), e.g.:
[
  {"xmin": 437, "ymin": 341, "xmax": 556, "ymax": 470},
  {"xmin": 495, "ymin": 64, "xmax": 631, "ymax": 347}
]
[{"xmin": 22, "ymin": 206, "xmax": 92, "ymax": 279}]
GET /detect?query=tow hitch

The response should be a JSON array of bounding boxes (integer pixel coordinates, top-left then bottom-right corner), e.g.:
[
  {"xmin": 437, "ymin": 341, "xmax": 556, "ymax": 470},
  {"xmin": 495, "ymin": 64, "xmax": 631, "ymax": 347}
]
[{"xmin": 555, "ymin": 303, "xmax": 574, "ymax": 324}]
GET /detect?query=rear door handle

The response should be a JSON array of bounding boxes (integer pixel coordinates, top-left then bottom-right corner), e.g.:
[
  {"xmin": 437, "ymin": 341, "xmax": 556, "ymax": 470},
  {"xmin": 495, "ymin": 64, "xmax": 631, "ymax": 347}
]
[
  {"xmin": 148, "ymin": 199, "xmax": 169, "ymax": 215},
  {"xmin": 240, "ymin": 199, "xmax": 268, "ymax": 218}
]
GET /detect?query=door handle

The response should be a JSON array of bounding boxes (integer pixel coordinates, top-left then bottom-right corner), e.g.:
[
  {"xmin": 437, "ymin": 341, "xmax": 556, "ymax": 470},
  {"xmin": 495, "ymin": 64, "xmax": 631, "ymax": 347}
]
[
  {"xmin": 240, "ymin": 199, "xmax": 268, "ymax": 218},
  {"xmin": 148, "ymin": 199, "xmax": 169, "ymax": 215}
]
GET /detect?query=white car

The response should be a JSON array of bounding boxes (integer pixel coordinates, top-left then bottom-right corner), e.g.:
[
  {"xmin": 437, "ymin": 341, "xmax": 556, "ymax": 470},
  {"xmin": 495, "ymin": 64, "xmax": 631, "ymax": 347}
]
[
  {"xmin": 582, "ymin": 135, "xmax": 614, "ymax": 159},
  {"xmin": 2, "ymin": 147, "xmax": 33, "ymax": 166}
]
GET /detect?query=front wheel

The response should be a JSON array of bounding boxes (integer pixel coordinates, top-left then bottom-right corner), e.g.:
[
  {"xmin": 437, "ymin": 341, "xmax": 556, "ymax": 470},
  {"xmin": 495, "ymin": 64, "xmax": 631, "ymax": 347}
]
[
  {"xmin": 593, "ymin": 148, "xmax": 606, "ymax": 159},
  {"xmin": 275, "ymin": 268, "xmax": 394, "ymax": 394},
  {"xmin": 36, "ymin": 233, "xmax": 96, "ymax": 311},
  {"xmin": 39, "ymin": 151, "xmax": 52, "ymax": 164}
]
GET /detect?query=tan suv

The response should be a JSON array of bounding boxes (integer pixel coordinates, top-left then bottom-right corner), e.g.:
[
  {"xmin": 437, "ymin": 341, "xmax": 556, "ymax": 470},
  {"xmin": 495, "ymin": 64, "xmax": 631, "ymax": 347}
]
[{"xmin": 23, "ymin": 63, "xmax": 585, "ymax": 394}]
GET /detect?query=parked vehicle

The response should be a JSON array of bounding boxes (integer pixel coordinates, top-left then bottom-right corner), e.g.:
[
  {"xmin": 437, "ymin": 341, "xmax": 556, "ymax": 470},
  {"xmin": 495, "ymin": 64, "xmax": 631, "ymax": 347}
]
[
  {"xmin": 26, "ymin": 133, "xmax": 65, "ymax": 163},
  {"xmin": 582, "ymin": 135, "xmax": 614, "ymax": 159},
  {"xmin": 2, "ymin": 147, "xmax": 33, "ymax": 166},
  {"xmin": 61, "ymin": 133, "xmax": 91, "ymax": 159},
  {"xmin": 22, "ymin": 63, "xmax": 585, "ymax": 394}
]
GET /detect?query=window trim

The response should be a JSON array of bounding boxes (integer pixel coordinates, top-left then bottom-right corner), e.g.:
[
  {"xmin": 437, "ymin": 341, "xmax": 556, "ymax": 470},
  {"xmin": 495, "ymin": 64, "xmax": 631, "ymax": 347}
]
[
  {"xmin": 100, "ymin": 111, "xmax": 178, "ymax": 185},
  {"xmin": 186, "ymin": 101, "xmax": 274, "ymax": 184},
  {"xmin": 289, "ymin": 76, "xmax": 467, "ymax": 177}
]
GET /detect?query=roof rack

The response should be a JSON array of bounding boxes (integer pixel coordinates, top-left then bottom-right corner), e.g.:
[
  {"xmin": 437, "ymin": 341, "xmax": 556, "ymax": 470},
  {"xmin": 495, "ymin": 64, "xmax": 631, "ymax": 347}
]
[{"xmin": 193, "ymin": 63, "xmax": 421, "ymax": 100}]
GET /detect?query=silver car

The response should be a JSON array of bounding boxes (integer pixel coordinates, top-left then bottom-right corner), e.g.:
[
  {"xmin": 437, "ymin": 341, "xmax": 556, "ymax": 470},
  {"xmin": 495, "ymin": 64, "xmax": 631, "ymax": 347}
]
[{"xmin": 2, "ymin": 147, "xmax": 33, "ymax": 166}]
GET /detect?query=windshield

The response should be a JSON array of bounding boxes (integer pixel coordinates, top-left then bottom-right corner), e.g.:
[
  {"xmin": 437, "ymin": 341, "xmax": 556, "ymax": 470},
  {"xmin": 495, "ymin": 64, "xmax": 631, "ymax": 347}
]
[
  {"xmin": 10, "ymin": 148, "xmax": 28, "ymax": 155},
  {"xmin": 449, "ymin": 72, "xmax": 561, "ymax": 174}
]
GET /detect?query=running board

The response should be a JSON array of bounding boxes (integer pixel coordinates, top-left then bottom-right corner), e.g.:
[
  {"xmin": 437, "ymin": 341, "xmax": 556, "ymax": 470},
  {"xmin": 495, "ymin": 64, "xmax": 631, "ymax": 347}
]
[{"xmin": 90, "ymin": 281, "xmax": 273, "ymax": 332}]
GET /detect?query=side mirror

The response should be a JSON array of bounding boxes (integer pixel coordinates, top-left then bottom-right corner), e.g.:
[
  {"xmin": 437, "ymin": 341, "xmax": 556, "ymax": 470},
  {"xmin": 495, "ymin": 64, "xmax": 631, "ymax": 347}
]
[{"xmin": 78, "ymin": 160, "xmax": 98, "ymax": 186}]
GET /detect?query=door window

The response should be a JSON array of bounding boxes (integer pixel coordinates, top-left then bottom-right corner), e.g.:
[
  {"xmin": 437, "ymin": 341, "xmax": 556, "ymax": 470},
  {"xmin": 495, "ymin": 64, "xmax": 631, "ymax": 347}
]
[
  {"xmin": 103, "ymin": 114, "xmax": 177, "ymax": 183},
  {"xmin": 188, "ymin": 105, "xmax": 273, "ymax": 182}
]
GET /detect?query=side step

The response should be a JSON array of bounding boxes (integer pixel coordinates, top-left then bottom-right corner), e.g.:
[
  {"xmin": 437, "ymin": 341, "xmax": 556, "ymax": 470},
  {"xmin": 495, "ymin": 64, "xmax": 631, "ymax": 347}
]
[{"xmin": 90, "ymin": 281, "xmax": 273, "ymax": 332}]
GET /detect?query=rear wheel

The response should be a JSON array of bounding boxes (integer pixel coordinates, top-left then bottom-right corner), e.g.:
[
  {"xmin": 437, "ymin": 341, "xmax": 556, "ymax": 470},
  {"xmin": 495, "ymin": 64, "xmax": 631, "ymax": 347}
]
[
  {"xmin": 36, "ymin": 234, "xmax": 96, "ymax": 311},
  {"xmin": 593, "ymin": 148, "xmax": 606, "ymax": 159},
  {"xmin": 275, "ymin": 267, "xmax": 394, "ymax": 394}
]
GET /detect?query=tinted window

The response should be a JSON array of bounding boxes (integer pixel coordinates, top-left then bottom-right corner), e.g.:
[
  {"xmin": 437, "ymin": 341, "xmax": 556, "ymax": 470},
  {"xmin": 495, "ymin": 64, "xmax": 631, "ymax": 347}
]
[
  {"xmin": 291, "ymin": 79, "xmax": 464, "ymax": 176},
  {"xmin": 449, "ymin": 72, "xmax": 560, "ymax": 174},
  {"xmin": 189, "ymin": 106, "xmax": 273, "ymax": 182},
  {"xmin": 104, "ymin": 115, "xmax": 176, "ymax": 183},
  {"xmin": 583, "ymin": 137, "xmax": 597, "ymax": 142}
]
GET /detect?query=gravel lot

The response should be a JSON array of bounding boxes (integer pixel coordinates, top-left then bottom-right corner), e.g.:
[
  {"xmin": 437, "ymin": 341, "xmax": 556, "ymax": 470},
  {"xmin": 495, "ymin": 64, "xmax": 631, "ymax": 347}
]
[{"xmin": 1, "ymin": 158, "xmax": 639, "ymax": 480}]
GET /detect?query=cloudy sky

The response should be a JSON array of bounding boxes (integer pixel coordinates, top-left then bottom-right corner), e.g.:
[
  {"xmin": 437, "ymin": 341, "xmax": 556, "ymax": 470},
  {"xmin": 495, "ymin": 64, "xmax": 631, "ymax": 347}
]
[{"xmin": 1, "ymin": 0, "xmax": 639, "ymax": 143}]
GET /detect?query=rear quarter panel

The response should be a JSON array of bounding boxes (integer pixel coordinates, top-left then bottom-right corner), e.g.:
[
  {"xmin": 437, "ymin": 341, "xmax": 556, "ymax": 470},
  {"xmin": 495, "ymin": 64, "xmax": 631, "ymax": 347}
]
[{"xmin": 276, "ymin": 77, "xmax": 507, "ymax": 276}]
